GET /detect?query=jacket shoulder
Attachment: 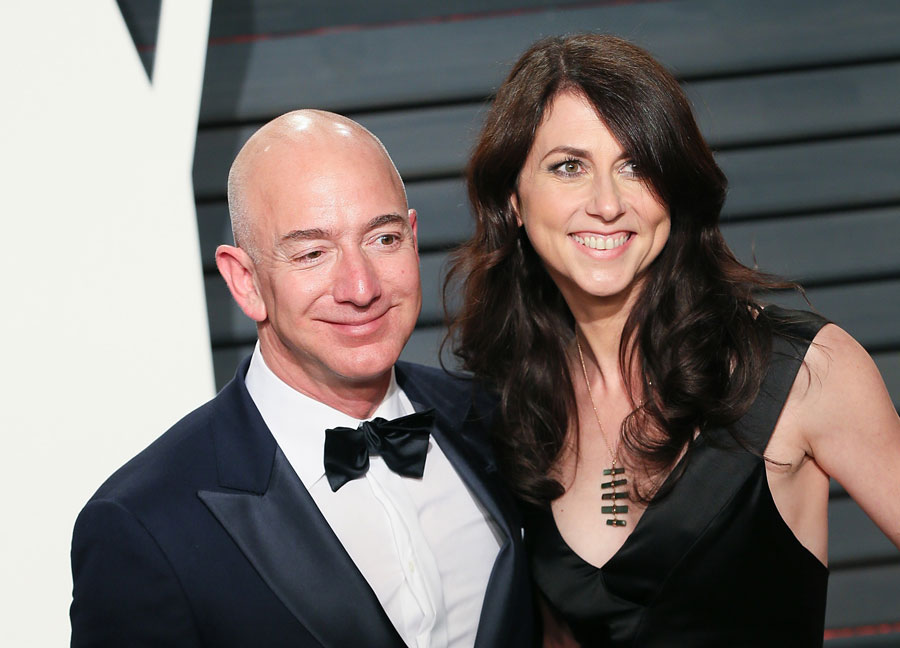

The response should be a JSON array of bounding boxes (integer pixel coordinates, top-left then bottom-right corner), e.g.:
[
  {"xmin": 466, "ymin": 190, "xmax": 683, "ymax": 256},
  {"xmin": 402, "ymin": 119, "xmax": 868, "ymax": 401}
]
[{"xmin": 85, "ymin": 392, "xmax": 223, "ymax": 509}]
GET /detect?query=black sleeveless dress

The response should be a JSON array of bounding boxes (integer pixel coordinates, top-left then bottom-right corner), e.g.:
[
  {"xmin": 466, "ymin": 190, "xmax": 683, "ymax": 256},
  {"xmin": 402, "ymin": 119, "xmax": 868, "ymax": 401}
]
[{"xmin": 525, "ymin": 308, "xmax": 829, "ymax": 647}]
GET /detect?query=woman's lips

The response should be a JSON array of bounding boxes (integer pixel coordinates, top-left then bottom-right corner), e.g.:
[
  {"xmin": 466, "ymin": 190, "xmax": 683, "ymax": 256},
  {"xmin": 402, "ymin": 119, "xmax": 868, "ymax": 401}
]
[{"xmin": 571, "ymin": 232, "xmax": 632, "ymax": 251}]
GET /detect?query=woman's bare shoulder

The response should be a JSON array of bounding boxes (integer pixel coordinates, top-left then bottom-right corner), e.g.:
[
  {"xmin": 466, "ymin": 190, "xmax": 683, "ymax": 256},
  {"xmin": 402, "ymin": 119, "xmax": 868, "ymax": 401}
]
[{"xmin": 792, "ymin": 322, "xmax": 900, "ymax": 548}]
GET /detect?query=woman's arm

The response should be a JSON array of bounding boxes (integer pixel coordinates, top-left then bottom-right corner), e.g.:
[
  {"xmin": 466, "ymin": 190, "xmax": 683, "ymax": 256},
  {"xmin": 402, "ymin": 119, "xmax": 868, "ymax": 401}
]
[{"xmin": 800, "ymin": 324, "xmax": 900, "ymax": 548}]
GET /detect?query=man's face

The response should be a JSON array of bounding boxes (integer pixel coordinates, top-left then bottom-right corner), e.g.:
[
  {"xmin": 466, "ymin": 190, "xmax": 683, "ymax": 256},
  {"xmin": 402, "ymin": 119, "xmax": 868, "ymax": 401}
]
[{"xmin": 246, "ymin": 136, "xmax": 421, "ymax": 394}]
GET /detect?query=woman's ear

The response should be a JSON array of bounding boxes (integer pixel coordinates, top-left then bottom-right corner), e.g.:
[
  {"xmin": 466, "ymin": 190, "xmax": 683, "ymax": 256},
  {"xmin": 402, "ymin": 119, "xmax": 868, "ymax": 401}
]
[
  {"xmin": 510, "ymin": 192, "xmax": 524, "ymax": 227},
  {"xmin": 215, "ymin": 245, "xmax": 267, "ymax": 322}
]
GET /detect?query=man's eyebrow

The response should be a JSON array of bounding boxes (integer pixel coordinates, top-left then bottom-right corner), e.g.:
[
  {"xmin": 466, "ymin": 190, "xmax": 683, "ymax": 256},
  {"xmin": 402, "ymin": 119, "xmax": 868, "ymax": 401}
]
[
  {"xmin": 280, "ymin": 227, "xmax": 331, "ymax": 242},
  {"xmin": 366, "ymin": 213, "xmax": 406, "ymax": 230},
  {"xmin": 278, "ymin": 214, "xmax": 405, "ymax": 244}
]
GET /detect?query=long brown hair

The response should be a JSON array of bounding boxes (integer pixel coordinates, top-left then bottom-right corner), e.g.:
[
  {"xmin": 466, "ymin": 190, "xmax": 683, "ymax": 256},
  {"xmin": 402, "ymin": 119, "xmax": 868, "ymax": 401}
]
[{"xmin": 445, "ymin": 34, "xmax": 796, "ymax": 505}]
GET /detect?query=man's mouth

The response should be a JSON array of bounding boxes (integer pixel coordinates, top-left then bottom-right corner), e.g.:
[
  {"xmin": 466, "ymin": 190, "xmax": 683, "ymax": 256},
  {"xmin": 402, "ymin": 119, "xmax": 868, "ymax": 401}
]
[
  {"xmin": 328, "ymin": 311, "xmax": 387, "ymax": 327},
  {"xmin": 323, "ymin": 308, "xmax": 394, "ymax": 336}
]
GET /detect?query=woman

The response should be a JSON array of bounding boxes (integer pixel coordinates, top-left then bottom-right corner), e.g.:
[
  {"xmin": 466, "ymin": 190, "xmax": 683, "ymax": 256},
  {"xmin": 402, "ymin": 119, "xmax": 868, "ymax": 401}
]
[{"xmin": 445, "ymin": 34, "xmax": 900, "ymax": 646}]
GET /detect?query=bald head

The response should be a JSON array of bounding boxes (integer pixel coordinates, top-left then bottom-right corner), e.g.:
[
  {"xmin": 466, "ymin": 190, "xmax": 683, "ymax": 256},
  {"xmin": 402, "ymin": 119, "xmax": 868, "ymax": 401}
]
[{"xmin": 226, "ymin": 110, "xmax": 406, "ymax": 262}]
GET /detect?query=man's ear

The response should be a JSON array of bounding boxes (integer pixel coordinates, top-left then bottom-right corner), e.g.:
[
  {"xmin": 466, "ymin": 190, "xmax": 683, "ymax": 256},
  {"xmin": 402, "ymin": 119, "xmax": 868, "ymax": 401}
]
[
  {"xmin": 408, "ymin": 208, "xmax": 419, "ymax": 256},
  {"xmin": 215, "ymin": 245, "xmax": 267, "ymax": 322}
]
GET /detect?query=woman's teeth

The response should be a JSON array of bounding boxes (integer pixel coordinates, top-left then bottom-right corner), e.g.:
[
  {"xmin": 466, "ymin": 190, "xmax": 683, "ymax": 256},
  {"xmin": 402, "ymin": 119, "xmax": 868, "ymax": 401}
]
[{"xmin": 572, "ymin": 233, "xmax": 630, "ymax": 250}]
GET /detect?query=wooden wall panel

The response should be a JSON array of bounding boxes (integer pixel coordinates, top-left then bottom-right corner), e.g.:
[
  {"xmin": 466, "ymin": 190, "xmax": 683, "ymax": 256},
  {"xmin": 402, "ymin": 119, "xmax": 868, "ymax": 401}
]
[
  {"xmin": 769, "ymin": 280, "xmax": 900, "ymax": 352},
  {"xmin": 827, "ymin": 565, "xmax": 900, "ymax": 628},
  {"xmin": 198, "ymin": 0, "xmax": 900, "ymax": 122},
  {"xmin": 718, "ymin": 134, "xmax": 900, "ymax": 218},
  {"xmin": 722, "ymin": 207, "xmax": 900, "ymax": 286},
  {"xmin": 204, "ymin": 0, "xmax": 604, "ymax": 41},
  {"xmin": 829, "ymin": 498, "xmax": 900, "ymax": 568},
  {"xmin": 688, "ymin": 61, "xmax": 900, "ymax": 148}
]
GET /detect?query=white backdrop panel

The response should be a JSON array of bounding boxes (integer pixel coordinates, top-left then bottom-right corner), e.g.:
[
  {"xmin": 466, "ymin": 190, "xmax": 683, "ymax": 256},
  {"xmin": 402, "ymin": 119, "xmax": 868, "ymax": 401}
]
[{"xmin": 0, "ymin": 1, "xmax": 213, "ymax": 644}]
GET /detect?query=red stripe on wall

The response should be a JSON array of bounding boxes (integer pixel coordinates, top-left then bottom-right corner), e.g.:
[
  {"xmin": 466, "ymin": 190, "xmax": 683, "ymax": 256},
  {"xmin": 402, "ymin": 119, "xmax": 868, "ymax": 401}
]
[{"xmin": 825, "ymin": 622, "xmax": 900, "ymax": 640}]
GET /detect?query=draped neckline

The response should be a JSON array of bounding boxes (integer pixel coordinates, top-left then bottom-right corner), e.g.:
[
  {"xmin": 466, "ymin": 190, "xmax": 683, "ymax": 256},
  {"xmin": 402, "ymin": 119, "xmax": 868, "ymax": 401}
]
[{"xmin": 546, "ymin": 433, "xmax": 701, "ymax": 573}]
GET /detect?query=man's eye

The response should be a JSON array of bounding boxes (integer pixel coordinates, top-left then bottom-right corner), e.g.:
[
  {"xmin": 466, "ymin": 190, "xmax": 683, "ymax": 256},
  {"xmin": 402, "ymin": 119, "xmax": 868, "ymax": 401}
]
[
  {"xmin": 298, "ymin": 250, "xmax": 323, "ymax": 262},
  {"xmin": 377, "ymin": 234, "xmax": 399, "ymax": 245}
]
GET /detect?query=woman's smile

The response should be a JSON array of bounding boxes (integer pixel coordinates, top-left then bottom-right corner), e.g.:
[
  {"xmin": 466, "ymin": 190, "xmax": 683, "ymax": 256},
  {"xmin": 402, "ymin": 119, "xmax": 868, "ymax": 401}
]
[{"xmin": 571, "ymin": 232, "xmax": 632, "ymax": 252}]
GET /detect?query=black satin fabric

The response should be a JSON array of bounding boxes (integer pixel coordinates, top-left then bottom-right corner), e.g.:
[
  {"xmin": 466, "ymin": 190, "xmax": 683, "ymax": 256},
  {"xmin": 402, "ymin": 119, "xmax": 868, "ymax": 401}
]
[
  {"xmin": 525, "ymin": 308, "xmax": 829, "ymax": 647},
  {"xmin": 323, "ymin": 409, "xmax": 435, "ymax": 491}
]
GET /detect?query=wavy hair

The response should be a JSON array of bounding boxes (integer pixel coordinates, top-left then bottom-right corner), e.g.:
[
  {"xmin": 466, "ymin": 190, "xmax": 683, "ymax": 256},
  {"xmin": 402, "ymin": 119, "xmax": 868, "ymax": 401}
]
[{"xmin": 444, "ymin": 34, "xmax": 797, "ymax": 505}]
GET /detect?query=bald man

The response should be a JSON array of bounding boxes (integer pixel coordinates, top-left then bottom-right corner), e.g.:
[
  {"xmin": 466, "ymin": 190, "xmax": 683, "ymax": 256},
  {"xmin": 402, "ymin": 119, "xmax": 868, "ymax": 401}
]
[{"xmin": 70, "ymin": 111, "xmax": 535, "ymax": 647}]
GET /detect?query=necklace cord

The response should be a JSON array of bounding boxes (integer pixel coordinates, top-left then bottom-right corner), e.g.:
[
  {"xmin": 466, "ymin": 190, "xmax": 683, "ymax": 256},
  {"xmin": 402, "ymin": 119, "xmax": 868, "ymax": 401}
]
[
  {"xmin": 575, "ymin": 334, "xmax": 620, "ymax": 466},
  {"xmin": 574, "ymin": 331, "xmax": 630, "ymax": 527}
]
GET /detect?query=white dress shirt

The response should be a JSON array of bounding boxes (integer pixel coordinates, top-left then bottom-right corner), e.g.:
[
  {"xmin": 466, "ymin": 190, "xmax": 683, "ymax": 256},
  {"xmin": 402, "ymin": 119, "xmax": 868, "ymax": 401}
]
[{"xmin": 244, "ymin": 345, "xmax": 501, "ymax": 648}]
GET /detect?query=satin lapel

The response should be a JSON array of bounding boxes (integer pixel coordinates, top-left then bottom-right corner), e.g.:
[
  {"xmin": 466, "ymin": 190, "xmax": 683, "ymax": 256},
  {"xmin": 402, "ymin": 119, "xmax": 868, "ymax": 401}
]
[
  {"xmin": 201, "ymin": 361, "xmax": 402, "ymax": 648},
  {"xmin": 199, "ymin": 449, "xmax": 402, "ymax": 648},
  {"xmin": 423, "ymin": 403, "xmax": 516, "ymax": 544},
  {"xmin": 397, "ymin": 364, "xmax": 526, "ymax": 648}
]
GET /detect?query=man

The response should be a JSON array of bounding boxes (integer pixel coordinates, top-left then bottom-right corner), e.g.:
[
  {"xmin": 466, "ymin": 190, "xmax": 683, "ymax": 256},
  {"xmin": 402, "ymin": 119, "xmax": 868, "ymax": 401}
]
[{"xmin": 70, "ymin": 111, "xmax": 534, "ymax": 647}]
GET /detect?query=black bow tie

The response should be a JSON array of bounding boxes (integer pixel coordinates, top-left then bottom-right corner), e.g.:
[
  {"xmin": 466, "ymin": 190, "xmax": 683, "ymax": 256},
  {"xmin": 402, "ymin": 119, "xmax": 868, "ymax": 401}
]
[{"xmin": 323, "ymin": 409, "xmax": 435, "ymax": 492}]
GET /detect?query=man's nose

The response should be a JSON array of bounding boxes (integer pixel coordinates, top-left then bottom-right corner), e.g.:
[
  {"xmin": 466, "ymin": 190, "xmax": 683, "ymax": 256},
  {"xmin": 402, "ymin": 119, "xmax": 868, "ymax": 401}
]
[
  {"xmin": 586, "ymin": 174, "xmax": 625, "ymax": 221},
  {"xmin": 332, "ymin": 248, "xmax": 382, "ymax": 307}
]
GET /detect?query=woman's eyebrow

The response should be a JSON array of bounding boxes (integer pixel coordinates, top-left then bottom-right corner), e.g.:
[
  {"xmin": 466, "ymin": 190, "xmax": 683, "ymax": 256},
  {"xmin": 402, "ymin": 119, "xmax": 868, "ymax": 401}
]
[{"xmin": 541, "ymin": 145, "xmax": 591, "ymax": 160}]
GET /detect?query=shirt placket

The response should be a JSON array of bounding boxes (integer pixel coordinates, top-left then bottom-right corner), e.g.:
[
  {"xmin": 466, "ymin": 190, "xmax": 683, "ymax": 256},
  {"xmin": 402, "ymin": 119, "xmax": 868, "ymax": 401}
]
[{"xmin": 365, "ymin": 460, "xmax": 448, "ymax": 648}]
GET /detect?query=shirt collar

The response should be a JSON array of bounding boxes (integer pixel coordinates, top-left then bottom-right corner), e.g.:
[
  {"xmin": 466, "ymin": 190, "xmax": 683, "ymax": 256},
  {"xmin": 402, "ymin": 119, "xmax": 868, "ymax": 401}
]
[{"xmin": 244, "ymin": 343, "xmax": 414, "ymax": 487}]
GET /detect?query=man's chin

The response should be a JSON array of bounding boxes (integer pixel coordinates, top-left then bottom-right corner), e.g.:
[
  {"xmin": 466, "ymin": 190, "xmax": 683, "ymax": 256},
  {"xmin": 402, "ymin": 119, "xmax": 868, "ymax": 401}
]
[
  {"xmin": 316, "ymin": 338, "xmax": 404, "ymax": 380},
  {"xmin": 333, "ymin": 357, "xmax": 402, "ymax": 386}
]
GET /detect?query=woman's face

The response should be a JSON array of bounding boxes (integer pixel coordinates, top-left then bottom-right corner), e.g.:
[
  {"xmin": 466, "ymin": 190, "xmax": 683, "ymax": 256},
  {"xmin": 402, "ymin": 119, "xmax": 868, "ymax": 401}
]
[{"xmin": 511, "ymin": 91, "xmax": 670, "ymax": 311}]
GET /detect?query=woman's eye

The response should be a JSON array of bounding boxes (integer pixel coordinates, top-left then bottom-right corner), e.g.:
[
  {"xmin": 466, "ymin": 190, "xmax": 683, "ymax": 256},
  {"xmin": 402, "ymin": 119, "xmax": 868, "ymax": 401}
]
[
  {"xmin": 621, "ymin": 160, "xmax": 640, "ymax": 177},
  {"xmin": 556, "ymin": 159, "xmax": 582, "ymax": 175},
  {"xmin": 563, "ymin": 161, "xmax": 579, "ymax": 173}
]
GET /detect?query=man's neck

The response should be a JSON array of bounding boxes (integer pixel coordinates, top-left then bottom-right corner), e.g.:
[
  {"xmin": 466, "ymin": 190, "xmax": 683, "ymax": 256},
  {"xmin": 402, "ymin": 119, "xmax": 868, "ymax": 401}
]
[{"xmin": 258, "ymin": 344, "xmax": 391, "ymax": 420}]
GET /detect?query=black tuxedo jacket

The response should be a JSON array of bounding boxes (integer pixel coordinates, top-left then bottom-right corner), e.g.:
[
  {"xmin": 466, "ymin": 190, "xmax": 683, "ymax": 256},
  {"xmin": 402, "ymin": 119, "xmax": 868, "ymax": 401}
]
[{"xmin": 70, "ymin": 360, "xmax": 535, "ymax": 647}]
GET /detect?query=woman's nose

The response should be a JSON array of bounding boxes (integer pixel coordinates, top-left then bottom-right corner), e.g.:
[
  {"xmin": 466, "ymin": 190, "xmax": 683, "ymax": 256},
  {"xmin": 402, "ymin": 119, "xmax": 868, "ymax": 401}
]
[{"xmin": 586, "ymin": 174, "xmax": 625, "ymax": 221}]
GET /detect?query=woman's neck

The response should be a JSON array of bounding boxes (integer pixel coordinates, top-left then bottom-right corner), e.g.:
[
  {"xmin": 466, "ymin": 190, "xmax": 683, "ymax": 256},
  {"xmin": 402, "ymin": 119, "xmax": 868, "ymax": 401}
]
[{"xmin": 567, "ymin": 286, "xmax": 642, "ymax": 389}]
